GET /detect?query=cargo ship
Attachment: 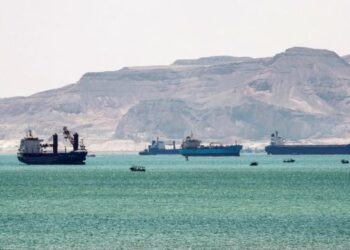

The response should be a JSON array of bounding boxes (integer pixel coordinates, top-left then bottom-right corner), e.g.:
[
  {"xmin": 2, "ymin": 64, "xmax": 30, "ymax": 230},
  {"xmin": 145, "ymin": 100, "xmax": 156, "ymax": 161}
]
[
  {"xmin": 17, "ymin": 127, "xmax": 87, "ymax": 164},
  {"xmin": 179, "ymin": 134, "xmax": 242, "ymax": 157},
  {"xmin": 139, "ymin": 138, "xmax": 179, "ymax": 155},
  {"xmin": 265, "ymin": 131, "xmax": 350, "ymax": 155}
]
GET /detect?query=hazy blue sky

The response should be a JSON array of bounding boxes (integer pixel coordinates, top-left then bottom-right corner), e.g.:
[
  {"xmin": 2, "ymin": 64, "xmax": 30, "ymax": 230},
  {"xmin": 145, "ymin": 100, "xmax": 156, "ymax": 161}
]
[{"xmin": 1, "ymin": 0, "xmax": 349, "ymax": 97}]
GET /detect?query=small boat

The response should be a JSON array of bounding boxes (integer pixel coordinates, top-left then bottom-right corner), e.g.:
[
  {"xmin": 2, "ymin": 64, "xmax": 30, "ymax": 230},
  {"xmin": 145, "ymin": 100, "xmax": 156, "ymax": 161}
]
[
  {"xmin": 130, "ymin": 165, "xmax": 146, "ymax": 172},
  {"xmin": 87, "ymin": 154, "xmax": 96, "ymax": 157},
  {"xmin": 341, "ymin": 159, "xmax": 349, "ymax": 164},
  {"xmin": 250, "ymin": 161, "xmax": 258, "ymax": 166},
  {"xmin": 283, "ymin": 159, "xmax": 295, "ymax": 163}
]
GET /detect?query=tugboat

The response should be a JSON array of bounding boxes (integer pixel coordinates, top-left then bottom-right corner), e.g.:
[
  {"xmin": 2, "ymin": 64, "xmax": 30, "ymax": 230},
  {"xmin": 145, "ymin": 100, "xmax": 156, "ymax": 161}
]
[
  {"xmin": 17, "ymin": 127, "xmax": 87, "ymax": 165},
  {"xmin": 179, "ymin": 133, "xmax": 242, "ymax": 157},
  {"xmin": 139, "ymin": 138, "xmax": 179, "ymax": 155}
]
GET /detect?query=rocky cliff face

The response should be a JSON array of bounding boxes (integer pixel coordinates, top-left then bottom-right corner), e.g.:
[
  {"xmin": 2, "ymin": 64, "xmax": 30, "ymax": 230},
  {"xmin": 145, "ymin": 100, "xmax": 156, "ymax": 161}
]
[
  {"xmin": 1, "ymin": 47, "xmax": 350, "ymax": 151},
  {"xmin": 343, "ymin": 55, "xmax": 350, "ymax": 64}
]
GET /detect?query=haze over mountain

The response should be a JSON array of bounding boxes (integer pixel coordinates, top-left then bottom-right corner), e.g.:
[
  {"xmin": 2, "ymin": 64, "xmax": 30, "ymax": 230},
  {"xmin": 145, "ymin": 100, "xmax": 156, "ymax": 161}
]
[{"xmin": 1, "ymin": 47, "xmax": 350, "ymax": 151}]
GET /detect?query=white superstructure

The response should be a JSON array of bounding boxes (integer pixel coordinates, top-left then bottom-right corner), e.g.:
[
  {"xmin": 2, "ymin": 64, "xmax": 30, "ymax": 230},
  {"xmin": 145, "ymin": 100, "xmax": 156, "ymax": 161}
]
[
  {"xmin": 18, "ymin": 130, "xmax": 43, "ymax": 154},
  {"xmin": 270, "ymin": 131, "xmax": 285, "ymax": 145}
]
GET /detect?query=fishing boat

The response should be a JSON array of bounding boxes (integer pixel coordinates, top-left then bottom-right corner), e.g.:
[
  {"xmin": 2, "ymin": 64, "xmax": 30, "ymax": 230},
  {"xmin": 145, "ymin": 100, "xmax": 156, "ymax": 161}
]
[{"xmin": 130, "ymin": 165, "xmax": 146, "ymax": 172}]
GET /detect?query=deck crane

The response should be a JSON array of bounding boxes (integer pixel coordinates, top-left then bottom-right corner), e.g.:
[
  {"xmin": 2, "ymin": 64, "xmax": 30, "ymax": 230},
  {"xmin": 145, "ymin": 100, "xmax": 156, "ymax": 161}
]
[{"xmin": 63, "ymin": 126, "xmax": 79, "ymax": 151}]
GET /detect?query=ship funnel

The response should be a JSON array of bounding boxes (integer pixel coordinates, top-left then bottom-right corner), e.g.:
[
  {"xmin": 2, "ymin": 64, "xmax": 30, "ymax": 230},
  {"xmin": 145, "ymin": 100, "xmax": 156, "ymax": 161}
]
[
  {"xmin": 73, "ymin": 133, "xmax": 79, "ymax": 151},
  {"xmin": 53, "ymin": 133, "xmax": 58, "ymax": 154}
]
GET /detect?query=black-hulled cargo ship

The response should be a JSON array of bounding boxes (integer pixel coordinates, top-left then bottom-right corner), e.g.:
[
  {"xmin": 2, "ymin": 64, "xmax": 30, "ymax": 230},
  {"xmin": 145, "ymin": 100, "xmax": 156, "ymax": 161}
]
[
  {"xmin": 265, "ymin": 131, "xmax": 350, "ymax": 155},
  {"xmin": 139, "ymin": 138, "xmax": 179, "ymax": 155},
  {"xmin": 179, "ymin": 134, "xmax": 242, "ymax": 157},
  {"xmin": 17, "ymin": 127, "xmax": 87, "ymax": 165}
]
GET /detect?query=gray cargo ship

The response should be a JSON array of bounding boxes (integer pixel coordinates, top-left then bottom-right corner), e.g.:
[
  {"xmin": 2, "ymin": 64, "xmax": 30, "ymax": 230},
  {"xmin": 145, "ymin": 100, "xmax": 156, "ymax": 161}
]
[
  {"xmin": 265, "ymin": 131, "xmax": 350, "ymax": 155},
  {"xmin": 139, "ymin": 138, "xmax": 179, "ymax": 155}
]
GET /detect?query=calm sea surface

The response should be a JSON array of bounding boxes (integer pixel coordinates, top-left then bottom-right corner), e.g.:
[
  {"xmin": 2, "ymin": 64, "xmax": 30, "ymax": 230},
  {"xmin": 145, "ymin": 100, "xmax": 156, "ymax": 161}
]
[{"xmin": 0, "ymin": 154, "xmax": 350, "ymax": 249}]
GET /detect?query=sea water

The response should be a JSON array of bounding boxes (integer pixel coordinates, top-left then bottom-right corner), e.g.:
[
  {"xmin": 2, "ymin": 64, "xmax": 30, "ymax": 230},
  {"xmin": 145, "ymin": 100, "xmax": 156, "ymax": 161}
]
[{"xmin": 0, "ymin": 154, "xmax": 350, "ymax": 249}]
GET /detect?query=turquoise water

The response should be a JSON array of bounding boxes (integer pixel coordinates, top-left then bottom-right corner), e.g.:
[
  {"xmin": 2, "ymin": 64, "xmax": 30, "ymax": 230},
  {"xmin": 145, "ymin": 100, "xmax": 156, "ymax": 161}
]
[{"xmin": 1, "ymin": 154, "xmax": 350, "ymax": 249}]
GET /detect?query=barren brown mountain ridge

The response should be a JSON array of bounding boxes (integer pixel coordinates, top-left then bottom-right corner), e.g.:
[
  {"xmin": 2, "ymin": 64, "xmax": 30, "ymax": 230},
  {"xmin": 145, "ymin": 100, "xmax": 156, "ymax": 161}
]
[{"xmin": 1, "ymin": 47, "xmax": 350, "ymax": 151}]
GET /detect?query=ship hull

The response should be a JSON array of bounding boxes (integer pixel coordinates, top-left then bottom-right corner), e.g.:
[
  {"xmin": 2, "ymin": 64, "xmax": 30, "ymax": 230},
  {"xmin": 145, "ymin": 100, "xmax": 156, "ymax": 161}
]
[
  {"xmin": 180, "ymin": 145, "xmax": 243, "ymax": 157},
  {"xmin": 17, "ymin": 151, "xmax": 87, "ymax": 165},
  {"xmin": 265, "ymin": 145, "xmax": 350, "ymax": 155},
  {"xmin": 139, "ymin": 149, "xmax": 180, "ymax": 155}
]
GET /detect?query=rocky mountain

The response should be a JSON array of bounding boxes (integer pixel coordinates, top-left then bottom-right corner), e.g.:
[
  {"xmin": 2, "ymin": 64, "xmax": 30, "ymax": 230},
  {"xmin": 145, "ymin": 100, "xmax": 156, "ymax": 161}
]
[
  {"xmin": 1, "ymin": 47, "xmax": 350, "ymax": 151},
  {"xmin": 343, "ymin": 55, "xmax": 350, "ymax": 64}
]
